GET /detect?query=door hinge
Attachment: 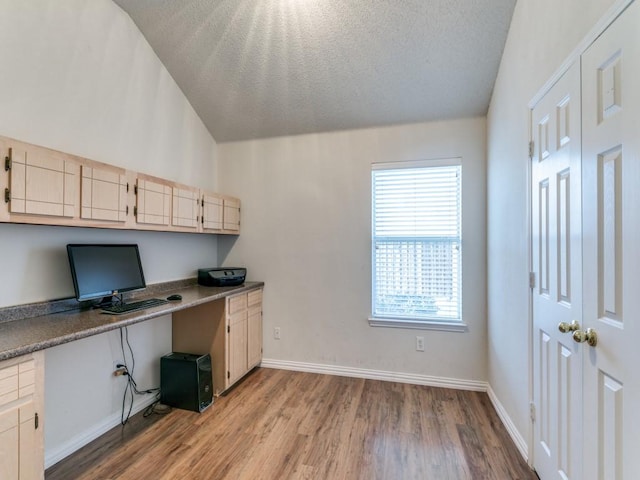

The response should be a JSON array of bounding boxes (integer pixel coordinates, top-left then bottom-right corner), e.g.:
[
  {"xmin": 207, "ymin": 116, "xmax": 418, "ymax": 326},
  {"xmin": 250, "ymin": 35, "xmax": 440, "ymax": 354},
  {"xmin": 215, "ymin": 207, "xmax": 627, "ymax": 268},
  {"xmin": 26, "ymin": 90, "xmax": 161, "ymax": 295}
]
[
  {"xmin": 133, "ymin": 206, "xmax": 138, "ymax": 217},
  {"xmin": 528, "ymin": 140, "xmax": 534, "ymax": 158},
  {"xmin": 530, "ymin": 402, "xmax": 536, "ymax": 423},
  {"xmin": 4, "ymin": 188, "xmax": 9, "ymax": 203},
  {"xmin": 529, "ymin": 272, "xmax": 536, "ymax": 289},
  {"xmin": 227, "ymin": 371, "xmax": 230, "ymax": 379},
  {"xmin": 4, "ymin": 147, "xmax": 11, "ymax": 171},
  {"xmin": 35, "ymin": 412, "xmax": 39, "ymax": 429}
]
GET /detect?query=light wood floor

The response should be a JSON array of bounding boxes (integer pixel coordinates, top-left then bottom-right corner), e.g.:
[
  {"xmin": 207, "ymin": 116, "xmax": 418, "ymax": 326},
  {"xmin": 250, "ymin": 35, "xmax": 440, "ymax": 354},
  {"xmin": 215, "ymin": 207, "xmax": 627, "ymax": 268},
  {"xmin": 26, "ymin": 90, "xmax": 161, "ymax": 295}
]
[{"xmin": 46, "ymin": 368, "xmax": 537, "ymax": 480}]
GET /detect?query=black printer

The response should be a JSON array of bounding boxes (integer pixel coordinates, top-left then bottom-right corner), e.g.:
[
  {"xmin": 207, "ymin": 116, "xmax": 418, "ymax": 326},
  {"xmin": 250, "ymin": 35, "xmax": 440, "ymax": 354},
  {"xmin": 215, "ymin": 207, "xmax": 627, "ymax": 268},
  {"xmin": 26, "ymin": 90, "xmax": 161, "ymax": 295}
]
[{"xmin": 198, "ymin": 267, "xmax": 246, "ymax": 287}]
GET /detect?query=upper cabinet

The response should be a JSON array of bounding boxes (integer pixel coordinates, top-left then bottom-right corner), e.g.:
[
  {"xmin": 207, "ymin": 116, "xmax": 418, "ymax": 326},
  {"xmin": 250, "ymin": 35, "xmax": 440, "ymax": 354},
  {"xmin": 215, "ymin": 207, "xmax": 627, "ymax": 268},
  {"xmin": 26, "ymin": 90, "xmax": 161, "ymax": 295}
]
[
  {"xmin": 5, "ymin": 142, "xmax": 77, "ymax": 219},
  {"xmin": 81, "ymin": 165, "xmax": 127, "ymax": 223},
  {"xmin": 171, "ymin": 186, "xmax": 200, "ymax": 230},
  {"xmin": 223, "ymin": 197, "xmax": 240, "ymax": 232},
  {"xmin": 135, "ymin": 177, "xmax": 171, "ymax": 227},
  {"xmin": 202, "ymin": 193, "xmax": 223, "ymax": 231},
  {"xmin": 202, "ymin": 192, "xmax": 240, "ymax": 234},
  {"xmin": 0, "ymin": 135, "xmax": 240, "ymax": 235}
]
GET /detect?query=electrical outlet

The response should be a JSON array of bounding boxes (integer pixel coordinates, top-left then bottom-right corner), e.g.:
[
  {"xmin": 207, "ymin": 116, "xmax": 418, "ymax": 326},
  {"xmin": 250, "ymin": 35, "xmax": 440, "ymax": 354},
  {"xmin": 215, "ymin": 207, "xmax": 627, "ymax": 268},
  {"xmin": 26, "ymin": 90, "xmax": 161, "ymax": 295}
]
[
  {"xmin": 416, "ymin": 336, "xmax": 425, "ymax": 352},
  {"xmin": 113, "ymin": 360, "xmax": 126, "ymax": 377},
  {"xmin": 274, "ymin": 327, "xmax": 281, "ymax": 340}
]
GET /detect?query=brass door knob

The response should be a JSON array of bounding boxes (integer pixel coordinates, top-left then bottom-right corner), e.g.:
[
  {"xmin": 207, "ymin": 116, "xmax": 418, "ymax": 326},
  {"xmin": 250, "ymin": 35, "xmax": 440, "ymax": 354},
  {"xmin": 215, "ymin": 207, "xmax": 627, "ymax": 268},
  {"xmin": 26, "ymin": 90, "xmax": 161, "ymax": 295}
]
[
  {"xmin": 558, "ymin": 320, "xmax": 580, "ymax": 333},
  {"xmin": 572, "ymin": 328, "xmax": 598, "ymax": 347}
]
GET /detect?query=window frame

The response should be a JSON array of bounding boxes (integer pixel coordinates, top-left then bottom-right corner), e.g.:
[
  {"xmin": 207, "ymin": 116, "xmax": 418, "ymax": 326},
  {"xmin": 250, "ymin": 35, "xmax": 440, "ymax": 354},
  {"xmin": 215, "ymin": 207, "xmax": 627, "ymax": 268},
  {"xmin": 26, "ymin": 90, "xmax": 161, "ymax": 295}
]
[{"xmin": 368, "ymin": 158, "xmax": 467, "ymax": 332}]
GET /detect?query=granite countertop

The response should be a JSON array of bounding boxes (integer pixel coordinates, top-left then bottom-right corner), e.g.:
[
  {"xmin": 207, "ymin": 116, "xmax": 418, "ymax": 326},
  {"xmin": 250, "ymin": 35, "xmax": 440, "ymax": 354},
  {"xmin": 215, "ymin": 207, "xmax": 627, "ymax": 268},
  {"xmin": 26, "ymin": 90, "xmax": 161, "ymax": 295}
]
[{"xmin": 0, "ymin": 281, "xmax": 264, "ymax": 362}]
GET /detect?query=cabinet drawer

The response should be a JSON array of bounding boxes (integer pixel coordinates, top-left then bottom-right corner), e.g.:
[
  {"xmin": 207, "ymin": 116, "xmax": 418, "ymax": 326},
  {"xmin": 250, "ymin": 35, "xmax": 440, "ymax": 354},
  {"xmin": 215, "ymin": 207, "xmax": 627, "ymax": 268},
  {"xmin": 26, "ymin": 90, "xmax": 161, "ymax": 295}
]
[
  {"xmin": 228, "ymin": 294, "xmax": 247, "ymax": 315},
  {"xmin": 247, "ymin": 289, "xmax": 262, "ymax": 308},
  {"xmin": 0, "ymin": 374, "xmax": 18, "ymax": 407}
]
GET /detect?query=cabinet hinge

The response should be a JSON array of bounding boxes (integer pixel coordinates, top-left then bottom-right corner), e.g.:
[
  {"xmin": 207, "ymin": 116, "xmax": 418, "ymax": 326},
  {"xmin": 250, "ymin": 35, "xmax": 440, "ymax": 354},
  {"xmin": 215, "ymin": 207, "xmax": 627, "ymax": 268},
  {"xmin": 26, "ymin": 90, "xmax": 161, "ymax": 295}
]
[
  {"xmin": 133, "ymin": 206, "xmax": 138, "ymax": 217},
  {"xmin": 134, "ymin": 184, "xmax": 138, "ymax": 195},
  {"xmin": 227, "ymin": 325, "xmax": 230, "ymax": 333},
  {"xmin": 201, "ymin": 198, "xmax": 204, "ymax": 207},
  {"xmin": 530, "ymin": 402, "xmax": 536, "ymax": 423},
  {"xmin": 529, "ymin": 272, "xmax": 536, "ymax": 289},
  {"xmin": 528, "ymin": 140, "xmax": 534, "ymax": 158},
  {"xmin": 227, "ymin": 371, "xmax": 230, "ymax": 379},
  {"xmin": 201, "ymin": 215, "xmax": 204, "ymax": 225},
  {"xmin": 35, "ymin": 412, "xmax": 39, "ymax": 429},
  {"xmin": 4, "ymin": 147, "xmax": 11, "ymax": 171},
  {"xmin": 126, "ymin": 205, "xmax": 129, "ymax": 215},
  {"xmin": 4, "ymin": 188, "xmax": 9, "ymax": 203},
  {"xmin": 126, "ymin": 182, "xmax": 129, "ymax": 193}
]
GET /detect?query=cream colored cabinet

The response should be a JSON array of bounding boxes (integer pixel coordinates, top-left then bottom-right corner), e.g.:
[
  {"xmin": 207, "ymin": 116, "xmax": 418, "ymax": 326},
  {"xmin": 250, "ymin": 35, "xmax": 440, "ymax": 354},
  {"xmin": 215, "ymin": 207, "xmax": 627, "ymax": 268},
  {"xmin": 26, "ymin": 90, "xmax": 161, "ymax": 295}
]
[
  {"xmin": 135, "ymin": 178, "xmax": 171, "ymax": 226},
  {"xmin": 4, "ymin": 143, "xmax": 77, "ymax": 219},
  {"xmin": 0, "ymin": 352, "xmax": 44, "ymax": 480},
  {"xmin": 172, "ymin": 287, "xmax": 263, "ymax": 396},
  {"xmin": 80, "ymin": 165, "xmax": 128, "ymax": 223},
  {"xmin": 201, "ymin": 192, "xmax": 240, "ymax": 234},
  {"xmin": 227, "ymin": 300, "xmax": 248, "ymax": 386},
  {"xmin": 201, "ymin": 193, "xmax": 223, "ymax": 231},
  {"xmin": 247, "ymin": 289, "xmax": 263, "ymax": 369},
  {"xmin": 223, "ymin": 197, "xmax": 240, "ymax": 232},
  {"xmin": 1, "ymin": 135, "xmax": 241, "ymax": 236},
  {"xmin": 171, "ymin": 186, "xmax": 199, "ymax": 230}
]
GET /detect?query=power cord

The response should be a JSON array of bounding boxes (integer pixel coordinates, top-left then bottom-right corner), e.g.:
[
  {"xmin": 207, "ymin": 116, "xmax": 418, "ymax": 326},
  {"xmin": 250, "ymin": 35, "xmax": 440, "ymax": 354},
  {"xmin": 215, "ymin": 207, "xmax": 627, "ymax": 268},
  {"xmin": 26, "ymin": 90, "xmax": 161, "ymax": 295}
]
[{"xmin": 118, "ymin": 326, "xmax": 165, "ymax": 425}]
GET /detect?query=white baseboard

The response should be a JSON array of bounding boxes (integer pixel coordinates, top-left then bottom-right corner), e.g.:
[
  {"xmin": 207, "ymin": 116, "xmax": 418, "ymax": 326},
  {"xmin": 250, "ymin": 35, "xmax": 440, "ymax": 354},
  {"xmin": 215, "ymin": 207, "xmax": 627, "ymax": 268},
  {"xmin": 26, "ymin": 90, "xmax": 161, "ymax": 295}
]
[
  {"xmin": 260, "ymin": 358, "xmax": 488, "ymax": 391},
  {"xmin": 45, "ymin": 395, "xmax": 157, "ymax": 469},
  {"xmin": 487, "ymin": 385, "xmax": 529, "ymax": 463}
]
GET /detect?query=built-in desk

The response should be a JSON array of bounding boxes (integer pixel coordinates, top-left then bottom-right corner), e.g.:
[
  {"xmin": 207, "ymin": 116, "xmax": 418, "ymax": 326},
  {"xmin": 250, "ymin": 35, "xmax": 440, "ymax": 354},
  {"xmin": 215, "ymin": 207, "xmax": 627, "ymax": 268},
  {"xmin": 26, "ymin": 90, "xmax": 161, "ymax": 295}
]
[{"xmin": 0, "ymin": 280, "xmax": 263, "ymax": 480}]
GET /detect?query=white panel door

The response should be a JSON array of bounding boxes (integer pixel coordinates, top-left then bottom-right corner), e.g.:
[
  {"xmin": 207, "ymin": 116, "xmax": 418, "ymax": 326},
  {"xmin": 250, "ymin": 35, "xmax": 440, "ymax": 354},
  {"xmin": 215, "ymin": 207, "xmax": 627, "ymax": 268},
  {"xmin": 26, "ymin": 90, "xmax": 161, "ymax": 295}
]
[
  {"xmin": 531, "ymin": 61, "xmax": 582, "ymax": 480},
  {"xmin": 581, "ymin": 2, "xmax": 640, "ymax": 479}
]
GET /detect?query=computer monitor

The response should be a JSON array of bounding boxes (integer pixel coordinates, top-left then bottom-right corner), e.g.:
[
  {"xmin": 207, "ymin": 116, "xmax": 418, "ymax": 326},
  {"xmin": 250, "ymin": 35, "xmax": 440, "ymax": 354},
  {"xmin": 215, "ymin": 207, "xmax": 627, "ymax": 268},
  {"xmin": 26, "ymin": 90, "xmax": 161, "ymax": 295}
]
[{"xmin": 66, "ymin": 244, "xmax": 147, "ymax": 304}]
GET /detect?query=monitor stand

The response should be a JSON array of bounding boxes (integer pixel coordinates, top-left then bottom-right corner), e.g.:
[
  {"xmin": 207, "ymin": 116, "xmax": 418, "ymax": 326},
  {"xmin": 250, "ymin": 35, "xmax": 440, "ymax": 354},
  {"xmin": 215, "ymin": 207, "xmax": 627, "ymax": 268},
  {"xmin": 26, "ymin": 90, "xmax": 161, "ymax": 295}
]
[{"xmin": 92, "ymin": 296, "xmax": 118, "ymax": 309}]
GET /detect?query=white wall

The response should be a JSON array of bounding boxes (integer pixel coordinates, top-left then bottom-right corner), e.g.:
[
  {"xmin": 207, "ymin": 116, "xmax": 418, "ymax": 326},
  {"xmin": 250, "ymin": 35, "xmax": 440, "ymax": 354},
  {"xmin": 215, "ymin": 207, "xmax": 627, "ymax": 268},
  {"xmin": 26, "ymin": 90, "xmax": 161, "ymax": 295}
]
[
  {"xmin": 486, "ymin": 0, "xmax": 615, "ymax": 455},
  {"xmin": 0, "ymin": 0, "xmax": 218, "ymax": 466},
  {"xmin": 218, "ymin": 117, "xmax": 487, "ymax": 383}
]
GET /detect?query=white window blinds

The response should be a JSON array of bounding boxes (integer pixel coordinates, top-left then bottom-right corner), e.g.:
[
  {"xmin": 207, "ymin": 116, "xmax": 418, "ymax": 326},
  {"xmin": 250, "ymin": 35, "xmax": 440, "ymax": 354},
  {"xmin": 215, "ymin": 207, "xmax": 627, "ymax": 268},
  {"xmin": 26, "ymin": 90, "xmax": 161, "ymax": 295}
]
[{"xmin": 372, "ymin": 160, "xmax": 461, "ymax": 322}]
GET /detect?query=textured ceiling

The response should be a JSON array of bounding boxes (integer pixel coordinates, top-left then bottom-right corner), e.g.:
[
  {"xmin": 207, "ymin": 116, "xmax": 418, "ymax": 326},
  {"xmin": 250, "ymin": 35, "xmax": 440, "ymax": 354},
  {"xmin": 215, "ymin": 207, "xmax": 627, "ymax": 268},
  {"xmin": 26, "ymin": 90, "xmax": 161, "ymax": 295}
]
[{"xmin": 113, "ymin": 0, "xmax": 516, "ymax": 142}]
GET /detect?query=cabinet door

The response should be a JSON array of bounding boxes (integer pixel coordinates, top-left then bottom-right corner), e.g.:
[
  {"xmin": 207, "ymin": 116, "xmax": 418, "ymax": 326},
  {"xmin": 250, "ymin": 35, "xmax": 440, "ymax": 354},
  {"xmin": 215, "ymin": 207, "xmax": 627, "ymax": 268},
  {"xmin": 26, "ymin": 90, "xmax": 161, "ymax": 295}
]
[
  {"xmin": 227, "ymin": 310, "xmax": 248, "ymax": 387},
  {"xmin": 80, "ymin": 165, "xmax": 127, "ymax": 222},
  {"xmin": 0, "ymin": 352, "xmax": 42, "ymax": 480},
  {"xmin": 202, "ymin": 193, "xmax": 223, "ymax": 231},
  {"xmin": 247, "ymin": 305, "xmax": 262, "ymax": 369},
  {"xmin": 0, "ymin": 407, "xmax": 19, "ymax": 480},
  {"xmin": 135, "ymin": 179, "xmax": 171, "ymax": 226},
  {"xmin": 171, "ymin": 187, "xmax": 199, "ymax": 229},
  {"xmin": 18, "ymin": 401, "xmax": 37, "ymax": 480},
  {"xmin": 223, "ymin": 198, "xmax": 240, "ymax": 232},
  {"xmin": 8, "ymin": 145, "xmax": 77, "ymax": 218}
]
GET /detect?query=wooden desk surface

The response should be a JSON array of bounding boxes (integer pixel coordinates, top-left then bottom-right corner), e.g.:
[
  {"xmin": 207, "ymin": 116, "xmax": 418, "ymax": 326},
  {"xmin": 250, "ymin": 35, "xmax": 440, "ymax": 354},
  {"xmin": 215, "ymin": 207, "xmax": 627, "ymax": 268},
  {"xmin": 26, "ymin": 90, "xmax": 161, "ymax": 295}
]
[{"xmin": 0, "ymin": 281, "xmax": 264, "ymax": 361}]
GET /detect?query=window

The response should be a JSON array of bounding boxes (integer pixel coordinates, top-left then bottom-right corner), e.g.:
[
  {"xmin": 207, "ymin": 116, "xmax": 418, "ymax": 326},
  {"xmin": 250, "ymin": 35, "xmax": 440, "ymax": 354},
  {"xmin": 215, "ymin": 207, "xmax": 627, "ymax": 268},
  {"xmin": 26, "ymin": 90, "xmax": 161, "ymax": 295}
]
[{"xmin": 370, "ymin": 158, "xmax": 463, "ymax": 330}]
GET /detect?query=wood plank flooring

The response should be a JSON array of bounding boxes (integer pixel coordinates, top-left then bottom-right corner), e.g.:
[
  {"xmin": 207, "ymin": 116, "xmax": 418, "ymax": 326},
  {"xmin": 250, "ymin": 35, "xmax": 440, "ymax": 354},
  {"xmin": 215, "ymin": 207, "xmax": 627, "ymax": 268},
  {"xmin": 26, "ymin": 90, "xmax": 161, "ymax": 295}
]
[{"xmin": 46, "ymin": 368, "xmax": 537, "ymax": 480}]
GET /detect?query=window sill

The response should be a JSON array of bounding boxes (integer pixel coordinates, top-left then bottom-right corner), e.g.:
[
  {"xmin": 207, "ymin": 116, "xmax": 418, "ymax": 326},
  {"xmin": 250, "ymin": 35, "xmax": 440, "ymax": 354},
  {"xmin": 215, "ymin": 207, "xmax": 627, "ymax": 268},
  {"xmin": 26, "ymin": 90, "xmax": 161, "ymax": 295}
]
[{"xmin": 368, "ymin": 317, "xmax": 468, "ymax": 333}]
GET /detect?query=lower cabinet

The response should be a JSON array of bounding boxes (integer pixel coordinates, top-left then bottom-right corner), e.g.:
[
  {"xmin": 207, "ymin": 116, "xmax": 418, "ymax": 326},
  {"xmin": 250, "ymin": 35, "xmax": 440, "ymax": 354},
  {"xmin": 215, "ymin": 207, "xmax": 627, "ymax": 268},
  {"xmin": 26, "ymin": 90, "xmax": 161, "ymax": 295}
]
[
  {"xmin": 0, "ymin": 351, "xmax": 44, "ymax": 480},
  {"xmin": 172, "ymin": 287, "xmax": 263, "ymax": 396}
]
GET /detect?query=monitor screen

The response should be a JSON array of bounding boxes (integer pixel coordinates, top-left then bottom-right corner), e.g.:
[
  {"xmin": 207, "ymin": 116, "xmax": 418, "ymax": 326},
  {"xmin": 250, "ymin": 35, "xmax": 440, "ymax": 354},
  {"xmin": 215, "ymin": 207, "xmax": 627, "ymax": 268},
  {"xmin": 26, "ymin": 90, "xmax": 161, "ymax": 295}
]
[{"xmin": 67, "ymin": 244, "xmax": 147, "ymax": 301}]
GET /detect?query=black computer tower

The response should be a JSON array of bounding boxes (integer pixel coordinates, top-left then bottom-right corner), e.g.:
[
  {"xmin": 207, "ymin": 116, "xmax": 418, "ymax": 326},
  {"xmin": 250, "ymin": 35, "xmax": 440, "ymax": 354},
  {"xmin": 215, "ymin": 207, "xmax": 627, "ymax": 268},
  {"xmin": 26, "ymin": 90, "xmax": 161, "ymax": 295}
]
[{"xmin": 160, "ymin": 352, "xmax": 213, "ymax": 412}]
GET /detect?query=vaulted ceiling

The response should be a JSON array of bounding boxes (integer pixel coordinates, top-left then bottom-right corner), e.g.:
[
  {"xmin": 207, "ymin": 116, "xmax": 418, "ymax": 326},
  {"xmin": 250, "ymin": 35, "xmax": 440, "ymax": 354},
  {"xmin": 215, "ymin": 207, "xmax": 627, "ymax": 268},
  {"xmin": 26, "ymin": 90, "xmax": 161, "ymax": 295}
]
[{"xmin": 113, "ymin": 0, "xmax": 516, "ymax": 142}]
